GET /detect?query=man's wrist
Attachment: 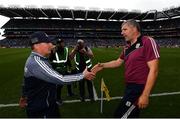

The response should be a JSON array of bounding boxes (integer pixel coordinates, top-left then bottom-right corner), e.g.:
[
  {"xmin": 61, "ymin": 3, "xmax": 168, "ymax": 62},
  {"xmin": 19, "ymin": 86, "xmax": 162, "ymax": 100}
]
[
  {"xmin": 141, "ymin": 93, "xmax": 149, "ymax": 97},
  {"xmin": 80, "ymin": 73, "xmax": 85, "ymax": 79},
  {"xmin": 101, "ymin": 63, "xmax": 105, "ymax": 69},
  {"xmin": 73, "ymin": 49, "xmax": 77, "ymax": 52}
]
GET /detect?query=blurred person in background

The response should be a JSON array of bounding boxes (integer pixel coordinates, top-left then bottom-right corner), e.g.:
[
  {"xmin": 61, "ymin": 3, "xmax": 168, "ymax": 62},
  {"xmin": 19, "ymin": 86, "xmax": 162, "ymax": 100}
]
[
  {"xmin": 70, "ymin": 39, "xmax": 95, "ymax": 102},
  {"xmin": 49, "ymin": 38, "xmax": 75, "ymax": 106}
]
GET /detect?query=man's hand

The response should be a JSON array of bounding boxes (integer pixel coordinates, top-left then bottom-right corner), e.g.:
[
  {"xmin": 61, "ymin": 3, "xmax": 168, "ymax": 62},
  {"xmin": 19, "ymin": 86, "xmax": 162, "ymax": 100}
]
[
  {"xmin": 137, "ymin": 95, "xmax": 149, "ymax": 109},
  {"xmin": 91, "ymin": 63, "xmax": 104, "ymax": 74},
  {"xmin": 79, "ymin": 48, "xmax": 86, "ymax": 54},
  {"xmin": 83, "ymin": 68, "xmax": 95, "ymax": 80},
  {"xmin": 137, "ymin": 59, "xmax": 159, "ymax": 109},
  {"xmin": 19, "ymin": 97, "xmax": 27, "ymax": 108},
  {"xmin": 74, "ymin": 45, "xmax": 79, "ymax": 52}
]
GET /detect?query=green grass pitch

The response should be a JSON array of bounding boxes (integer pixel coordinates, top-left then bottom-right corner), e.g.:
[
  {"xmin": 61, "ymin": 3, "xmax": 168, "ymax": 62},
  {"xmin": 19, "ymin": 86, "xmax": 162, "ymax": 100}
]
[{"xmin": 0, "ymin": 48, "xmax": 180, "ymax": 117}]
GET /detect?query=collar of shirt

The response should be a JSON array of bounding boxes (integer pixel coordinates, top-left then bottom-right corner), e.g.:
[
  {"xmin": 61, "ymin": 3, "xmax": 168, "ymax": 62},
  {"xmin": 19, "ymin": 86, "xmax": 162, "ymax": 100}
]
[
  {"xmin": 124, "ymin": 35, "xmax": 143, "ymax": 57},
  {"xmin": 126, "ymin": 35, "xmax": 143, "ymax": 47},
  {"xmin": 31, "ymin": 51, "xmax": 48, "ymax": 59}
]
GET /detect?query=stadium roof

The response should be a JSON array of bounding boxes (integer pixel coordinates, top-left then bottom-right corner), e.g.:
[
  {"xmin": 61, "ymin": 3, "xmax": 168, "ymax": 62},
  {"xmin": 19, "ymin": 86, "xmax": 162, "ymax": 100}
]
[{"xmin": 0, "ymin": 6, "xmax": 180, "ymax": 21}]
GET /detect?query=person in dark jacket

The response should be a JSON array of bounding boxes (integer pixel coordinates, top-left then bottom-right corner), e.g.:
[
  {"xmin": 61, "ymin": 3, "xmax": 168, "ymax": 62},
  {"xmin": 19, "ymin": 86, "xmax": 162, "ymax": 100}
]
[
  {"xmin": 49, "ymin": 38, "xmax": 74, "ymax": 106},
  {"xmin": 19, "ymin": 31, "xmax": 95, "ymax": 118}
]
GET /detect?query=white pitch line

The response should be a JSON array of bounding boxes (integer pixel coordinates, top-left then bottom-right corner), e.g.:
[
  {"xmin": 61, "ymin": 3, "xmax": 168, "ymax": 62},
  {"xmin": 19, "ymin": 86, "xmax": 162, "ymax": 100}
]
[
  {"xmin": 0, "ymin": 91, "xmax": 180, "ymax": 108},
  {"xmin": 150, "ymin": 91, "xmax": 180, "ymax": 97},
  {"xmin": 0, "ymin": 104, "xmax": 19, "ymax": 108}
]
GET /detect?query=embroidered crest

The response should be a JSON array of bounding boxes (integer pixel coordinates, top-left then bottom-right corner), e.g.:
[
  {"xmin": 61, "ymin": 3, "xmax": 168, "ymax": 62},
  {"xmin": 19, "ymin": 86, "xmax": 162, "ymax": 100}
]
[
  {"xmin": 136, "ymin": 43, "xmax": 140, "ymax": 48},
  {"xmin": 126, "ymin": 101, "xmax": 131, "ymax": 107}
]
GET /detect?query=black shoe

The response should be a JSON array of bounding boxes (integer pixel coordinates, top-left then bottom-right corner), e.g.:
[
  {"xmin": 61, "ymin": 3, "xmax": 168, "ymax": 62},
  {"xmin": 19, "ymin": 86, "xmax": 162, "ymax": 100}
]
[
  {"xmin": 56, "ymin": 100, "xmax": 63, "ymax": 106},
  {"xmin": 80, "ymin": 97, "xmax": 85, "ymax": 102}
]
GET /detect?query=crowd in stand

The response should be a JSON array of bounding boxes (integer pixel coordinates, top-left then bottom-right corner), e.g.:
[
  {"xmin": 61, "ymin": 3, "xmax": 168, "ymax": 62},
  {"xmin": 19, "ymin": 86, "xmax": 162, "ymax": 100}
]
[
  {"xmin": 0, "ymin": 18, "xmax": 180, "ymax": 48},
  {"xmin": 1, "ymin": 37, "xmax": 180, "ymax": 48}
]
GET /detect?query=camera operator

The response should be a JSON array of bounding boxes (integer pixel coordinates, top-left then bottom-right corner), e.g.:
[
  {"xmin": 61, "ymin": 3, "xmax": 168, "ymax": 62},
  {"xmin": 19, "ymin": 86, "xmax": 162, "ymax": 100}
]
[{"xmin": 70, "ymin": 39, "xmax": 95, "ymax": 102}]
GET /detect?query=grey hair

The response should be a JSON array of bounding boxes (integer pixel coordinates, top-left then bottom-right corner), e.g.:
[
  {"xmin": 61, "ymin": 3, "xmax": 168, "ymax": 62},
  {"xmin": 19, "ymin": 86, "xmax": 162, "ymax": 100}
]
[
  {"xmin": 121, "ymin": 19, "xmax": 141, "ymax": 32},
  {"xmin": 77, "ymin": 39, "xmax": 84, "ymax": 43}
]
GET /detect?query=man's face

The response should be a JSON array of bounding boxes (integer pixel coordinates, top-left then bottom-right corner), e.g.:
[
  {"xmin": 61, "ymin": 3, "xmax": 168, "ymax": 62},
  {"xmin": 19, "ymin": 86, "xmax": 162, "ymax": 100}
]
[
  {"xmin": 58, "ymin": 42, "xmax": 65, "ymax": 48},
  {"xmin": 38, "ymin": 42, "xmax": 54, "ymax": 56},
  {"xmin": 121, "ymin": 23, "xmax": 136, "ymax": 42},
  {"xmin": 78, "ymin": 42, "xmax": 84, "ymax": 50}
]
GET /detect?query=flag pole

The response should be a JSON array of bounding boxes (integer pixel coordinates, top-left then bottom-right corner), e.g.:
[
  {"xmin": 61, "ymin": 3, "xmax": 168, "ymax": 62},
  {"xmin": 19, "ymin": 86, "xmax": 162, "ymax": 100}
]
[
  {"xmin": 92, "ymin": 81, "xmax": 98, "ymax": 101},
  {"xmin": 100, "ymin": 78, "xmax": 104, "ymax": 113}
]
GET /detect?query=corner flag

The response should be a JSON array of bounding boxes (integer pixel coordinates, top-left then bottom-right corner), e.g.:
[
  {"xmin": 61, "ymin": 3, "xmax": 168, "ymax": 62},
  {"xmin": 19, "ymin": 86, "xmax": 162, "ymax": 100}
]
[
  {"xmin": 100, "ymin": 78, "xmax": 111, "ymax": 113},
  {"xmin": 101, "ymin": 78, "xmax": 111, "ymax": 101}
]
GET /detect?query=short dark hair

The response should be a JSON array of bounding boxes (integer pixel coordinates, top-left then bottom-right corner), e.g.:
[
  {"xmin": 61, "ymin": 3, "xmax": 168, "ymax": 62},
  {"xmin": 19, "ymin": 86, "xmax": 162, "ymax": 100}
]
[{"xmin": 121, "ymin": 19, "xmax": 141, "ymax": 32}]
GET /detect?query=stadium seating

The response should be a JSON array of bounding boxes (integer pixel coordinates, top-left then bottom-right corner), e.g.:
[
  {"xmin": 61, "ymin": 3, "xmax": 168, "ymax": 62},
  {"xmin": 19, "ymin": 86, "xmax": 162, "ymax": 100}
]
[{"xmin": 0, "ymin": 9, "xmax": 180, "ymax": 48}]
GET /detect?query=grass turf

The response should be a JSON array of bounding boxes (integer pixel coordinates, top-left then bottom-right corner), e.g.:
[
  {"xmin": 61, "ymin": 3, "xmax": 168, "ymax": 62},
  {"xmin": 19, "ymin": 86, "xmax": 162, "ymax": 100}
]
[{"xmin": 0, "ymin": 48, "xmax": 180, "ymax": 117}]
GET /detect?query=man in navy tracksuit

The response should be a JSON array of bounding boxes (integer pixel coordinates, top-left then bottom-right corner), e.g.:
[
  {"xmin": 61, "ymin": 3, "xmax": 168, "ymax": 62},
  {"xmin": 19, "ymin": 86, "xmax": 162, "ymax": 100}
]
[{"xmin": 19, "ymin": 31, "xmax": 95, "ymax": 118}]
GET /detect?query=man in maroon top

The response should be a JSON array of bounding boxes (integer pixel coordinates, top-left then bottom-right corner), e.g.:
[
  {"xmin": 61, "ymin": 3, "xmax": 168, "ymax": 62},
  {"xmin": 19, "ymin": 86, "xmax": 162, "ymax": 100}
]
[{"xmin": 92, "ymin": 19, "xmax": 160, "ymax": 118}]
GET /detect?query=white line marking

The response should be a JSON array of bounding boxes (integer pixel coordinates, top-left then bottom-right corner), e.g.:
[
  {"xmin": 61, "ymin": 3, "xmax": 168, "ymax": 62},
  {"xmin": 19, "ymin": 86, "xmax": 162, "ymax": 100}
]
[
  {"xmin": 0, "ymin": 91, "xmax": 180, "ymax": 108},
  {"xmin": 0, "ymin": 104, "xmax": 19, "ymax": 108}
]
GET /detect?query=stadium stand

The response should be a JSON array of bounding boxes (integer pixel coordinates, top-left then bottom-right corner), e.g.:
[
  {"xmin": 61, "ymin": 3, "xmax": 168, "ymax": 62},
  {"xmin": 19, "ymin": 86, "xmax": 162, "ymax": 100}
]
[{"xmin": 0, "ymin": 6, "xmax": 180, "ymax": 48}]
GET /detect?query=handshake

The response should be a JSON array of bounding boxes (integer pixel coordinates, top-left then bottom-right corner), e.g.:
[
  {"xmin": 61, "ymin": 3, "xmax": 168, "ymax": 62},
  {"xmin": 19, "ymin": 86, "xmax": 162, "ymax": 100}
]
[
  {"xmin": 83, "ymin": 63, "xmax": 104, "ymax": 80},
  {"xmin": 19, "ymin": 63, "xmax": 105, "ymax": 108}
]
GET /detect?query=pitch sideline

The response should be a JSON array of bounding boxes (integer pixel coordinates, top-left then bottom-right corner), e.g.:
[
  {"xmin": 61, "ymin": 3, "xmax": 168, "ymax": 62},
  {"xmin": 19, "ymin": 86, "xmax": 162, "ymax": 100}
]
[{"xmin": 0, "ymin": 91, "xmax": 180, "ymax": 108}]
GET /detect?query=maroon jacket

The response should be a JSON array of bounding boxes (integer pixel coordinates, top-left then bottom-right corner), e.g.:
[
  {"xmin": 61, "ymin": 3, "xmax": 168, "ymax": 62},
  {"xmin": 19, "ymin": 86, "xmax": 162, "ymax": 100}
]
[{"xmin": 120, "ymin": 35, "xmax": 160, "ymax": 84}]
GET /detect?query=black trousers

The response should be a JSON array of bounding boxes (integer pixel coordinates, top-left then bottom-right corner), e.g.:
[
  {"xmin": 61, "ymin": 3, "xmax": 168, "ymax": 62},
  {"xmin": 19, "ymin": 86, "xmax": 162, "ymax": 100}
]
[
  {"xmin": 26, "ymin": 103, "xmax": 60, "ymax": 118},
  {"xmin": 114, "ymin": 83, "xmax": 144, "ymax": 118},
  {"xmin": 79, "ymin": 79, "xmax": 94, "ymax": 99},
  {"xmin": 57, "ymin": 84, "xmax": 73, "ymax": 100}
]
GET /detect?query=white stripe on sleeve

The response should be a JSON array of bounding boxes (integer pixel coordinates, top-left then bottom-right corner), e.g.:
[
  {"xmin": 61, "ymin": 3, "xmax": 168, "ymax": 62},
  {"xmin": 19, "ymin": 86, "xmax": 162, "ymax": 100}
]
[
  {"xmin": 149, "ymin": 37, "xmax": 160, "ymax": 58},
  {"xmin": 151, "ymin": 38, "xmax": 160, "ymax": 58},
  {"xmin": 34, "ymin": 56, "xmax": 63, "ymax": 80},
  {"xmin": 34, "ymin": 56, "xmax": 83, "ymax": 83}
]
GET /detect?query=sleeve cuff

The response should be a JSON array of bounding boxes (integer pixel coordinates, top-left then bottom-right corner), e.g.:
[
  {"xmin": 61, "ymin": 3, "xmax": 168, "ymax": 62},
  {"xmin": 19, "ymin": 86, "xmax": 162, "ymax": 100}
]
[{"xmin": 79, "ymin": 73, "xmax": 84, "ymax": 80}]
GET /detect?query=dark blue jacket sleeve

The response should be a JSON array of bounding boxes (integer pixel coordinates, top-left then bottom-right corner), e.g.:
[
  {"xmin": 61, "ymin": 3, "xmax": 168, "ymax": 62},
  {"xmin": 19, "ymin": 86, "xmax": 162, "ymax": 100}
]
[{"xmin": 28, "ymin": 55, "xmax": 84, "ymax": 85}]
